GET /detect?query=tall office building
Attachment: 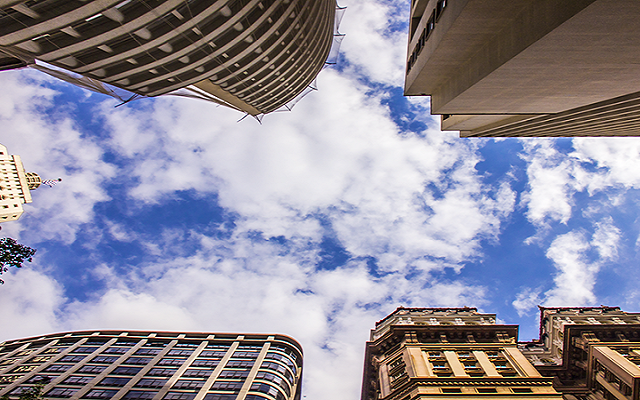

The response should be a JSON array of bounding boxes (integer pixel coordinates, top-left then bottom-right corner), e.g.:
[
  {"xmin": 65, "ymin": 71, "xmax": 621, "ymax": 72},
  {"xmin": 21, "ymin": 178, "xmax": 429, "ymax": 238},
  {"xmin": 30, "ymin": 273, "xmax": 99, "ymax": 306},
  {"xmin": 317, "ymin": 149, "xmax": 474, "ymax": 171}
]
[
  {"xmin": 361, "ymin": 306, "xmax": 640, "ymax": 400},
  {"xmin": 405, "ymin": 0, "xmax": 640, "ymax": 137},
  {"xmin": 0, "ymin": 144, "xmax": 42, "ymax": 223},
  {"xmin": 0, "ymin": 0, "xmax": 336, "ymax": 115},
  {"xmin": 0, "ymin": 330, "xmax": 303, "ymax": 400}
]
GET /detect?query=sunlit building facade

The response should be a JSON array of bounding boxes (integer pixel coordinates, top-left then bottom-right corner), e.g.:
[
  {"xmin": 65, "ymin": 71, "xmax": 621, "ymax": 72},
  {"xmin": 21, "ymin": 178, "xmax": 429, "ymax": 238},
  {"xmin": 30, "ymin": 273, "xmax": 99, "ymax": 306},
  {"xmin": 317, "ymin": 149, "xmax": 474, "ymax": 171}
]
[
  {"xmin": 405, "ymin": 0, "xmax": 640, "ymax": 137},
  {"xmin": 0, "ymin": 144, "xmax": 41, "ymax": 223},
  {"xmin": 0, "ymin": 330, "xmax": 303, "ymax": 400},
  {"xmin": 0, "ymin": 0, "xmax": 336, "ymax": 115},
  {"xmin": 362, "ymin": 306, "xmax": 640, "ymax": 400}
]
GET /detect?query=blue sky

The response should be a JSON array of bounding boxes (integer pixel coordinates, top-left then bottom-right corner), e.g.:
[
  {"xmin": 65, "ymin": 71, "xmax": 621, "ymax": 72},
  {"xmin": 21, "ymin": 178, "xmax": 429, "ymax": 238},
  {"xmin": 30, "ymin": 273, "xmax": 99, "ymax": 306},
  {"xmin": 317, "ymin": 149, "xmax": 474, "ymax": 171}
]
[{"xmin": 2, "ymin": 0, "xmax": 640, "ymax": 398}]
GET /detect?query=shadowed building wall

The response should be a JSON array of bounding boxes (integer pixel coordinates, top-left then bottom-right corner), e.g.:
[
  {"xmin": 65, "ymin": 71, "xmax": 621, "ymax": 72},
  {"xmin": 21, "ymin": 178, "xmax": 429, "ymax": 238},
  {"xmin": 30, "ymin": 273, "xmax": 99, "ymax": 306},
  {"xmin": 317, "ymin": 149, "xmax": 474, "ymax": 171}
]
[
  {"xmin": 404, "ymin": 0, "xmax": 640, "ymax": 137},
  {"xmin": 0, "ymin": 0, "xmax": 335, "ymax": 115}
]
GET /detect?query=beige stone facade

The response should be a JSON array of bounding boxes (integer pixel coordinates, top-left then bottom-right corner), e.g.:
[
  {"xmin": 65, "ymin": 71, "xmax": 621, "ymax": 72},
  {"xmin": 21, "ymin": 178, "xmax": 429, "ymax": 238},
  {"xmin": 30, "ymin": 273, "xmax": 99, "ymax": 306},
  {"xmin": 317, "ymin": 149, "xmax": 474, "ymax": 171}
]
[
  {"xmin": 361, "ymin": 308, "xmax": 561, "ymax": 400},
  {"xmin": 404, "ymin": 0, "xmax": 640, "ymax": 137},
  {"xmin": 362, "ymin": 307, "xmax": 640, "ymax": 400},
  {"xmin": 0, "ymin": 144, "xmax": 40, "ymax": 223},
  {"xmin": 0, "ymin": 0, "xmax": 336, "ymax": 115}
]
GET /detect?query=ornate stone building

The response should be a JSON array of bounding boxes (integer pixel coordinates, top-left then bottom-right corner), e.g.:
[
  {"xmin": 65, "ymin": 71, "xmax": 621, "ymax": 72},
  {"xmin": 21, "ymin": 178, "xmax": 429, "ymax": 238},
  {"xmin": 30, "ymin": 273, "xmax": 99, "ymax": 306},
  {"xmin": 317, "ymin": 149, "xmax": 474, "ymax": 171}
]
[
  {"xmin": 0, "ymin": 330, "xmax": 303, "ymax": 400},
  {"xmin": 362, "ymin": 306, "xmax": 640, "ymax": 400},
  {"xmin": 405, "ymin": 0, "xmax": 640, "ymax": 137},
  {"xmin": 0, "ymin": 0, "xmax": 336, "ymax": 115},
  {"xmin": 0, "ymin": 144, "xmax": 41, "ymax": 223}
]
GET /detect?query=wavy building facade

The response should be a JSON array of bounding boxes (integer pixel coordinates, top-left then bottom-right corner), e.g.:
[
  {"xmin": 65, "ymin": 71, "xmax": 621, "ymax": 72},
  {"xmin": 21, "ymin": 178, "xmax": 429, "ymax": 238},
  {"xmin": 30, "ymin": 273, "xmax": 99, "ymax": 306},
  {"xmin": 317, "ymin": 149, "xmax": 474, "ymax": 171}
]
[
  {"xmin": 0, "ymin": 330, "xmax": 303, "ymax": 400},
  {"xmin": 361, "ymin": 306, "xmax": 640, "ymax": 400},
  {"xmin": 0, "ymin": 0, "xmax": 336, "ymax": 115},
  {"xmin": 405, "ymin": 0, "xmax": 640, "ymax": 137}
]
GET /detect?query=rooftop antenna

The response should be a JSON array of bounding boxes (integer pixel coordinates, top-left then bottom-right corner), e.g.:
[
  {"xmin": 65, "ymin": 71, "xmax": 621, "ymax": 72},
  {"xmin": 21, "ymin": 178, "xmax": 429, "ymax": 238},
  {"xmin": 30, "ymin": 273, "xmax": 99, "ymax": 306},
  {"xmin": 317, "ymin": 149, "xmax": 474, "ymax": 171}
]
[{"xmin": 41, "ymin": 178, "xmax": 62, "ymax": 188}]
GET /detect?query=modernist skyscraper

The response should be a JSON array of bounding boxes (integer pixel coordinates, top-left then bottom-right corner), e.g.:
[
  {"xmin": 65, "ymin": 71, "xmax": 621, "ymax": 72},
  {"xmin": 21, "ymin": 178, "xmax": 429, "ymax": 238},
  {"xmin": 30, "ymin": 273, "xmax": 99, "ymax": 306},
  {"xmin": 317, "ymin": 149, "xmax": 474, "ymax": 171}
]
[
  {"xmin": 0, "ymin": 330, "xmax": 303, "ymax": 400},
  {"xmin": 361, "ymin": 306, "xmax": 640, "ymax": 400},
  {"xmin": 405, "ymin": 0, "xmax": 640, "ymax": 137},
  {"xmin": 0, "ymin": 0, "xmax": 336, "ymax": 115},
  {"xmin": 0, "ymin": 144, "xmax": 42, "ymax": 223}
]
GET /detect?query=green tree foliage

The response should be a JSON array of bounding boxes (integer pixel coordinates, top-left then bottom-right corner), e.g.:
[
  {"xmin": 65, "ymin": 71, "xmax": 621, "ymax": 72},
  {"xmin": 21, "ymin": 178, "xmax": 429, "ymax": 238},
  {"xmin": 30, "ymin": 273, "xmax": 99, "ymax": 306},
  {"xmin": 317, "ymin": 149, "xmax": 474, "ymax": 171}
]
[
  {"xmin": 0, "ymin": 378, "xmax": 48, "ymax": 400},
  {"xmin": 0, "ymin": 237, "xmax": 36, "ymax": 284}
]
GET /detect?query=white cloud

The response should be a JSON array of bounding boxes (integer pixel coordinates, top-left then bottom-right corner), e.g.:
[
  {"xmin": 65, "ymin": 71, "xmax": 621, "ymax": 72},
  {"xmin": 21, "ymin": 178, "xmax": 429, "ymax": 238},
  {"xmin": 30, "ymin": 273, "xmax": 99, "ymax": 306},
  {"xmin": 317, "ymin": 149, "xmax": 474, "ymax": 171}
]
[
  {"xmin": 541, "ymin": 218, "xmax": 620, "ymax": 307},
  {"xmin": 520, "ymin": 140, "xmax": 579, "ymax": 228},
  {"xmin": 0, "ymin": 268, "xmax": 65, "ymax": 340},
  {"xmin": 512, "ymin": 287, "xmax": 542, "ymax": 317},
  {"xmin": 99, "ymin": 70, "xmax": 515, "ymax": 273},
  {"xmin": 0, "ymin": 234, "xmax": 488, "ymax": 400},
  {"xmin": 339, "ymin": 0, "xmax": 408, "ymax": 86},
  {"xmin": 0, "ymin": 70, "xmax": 116, "ymax": 244}
]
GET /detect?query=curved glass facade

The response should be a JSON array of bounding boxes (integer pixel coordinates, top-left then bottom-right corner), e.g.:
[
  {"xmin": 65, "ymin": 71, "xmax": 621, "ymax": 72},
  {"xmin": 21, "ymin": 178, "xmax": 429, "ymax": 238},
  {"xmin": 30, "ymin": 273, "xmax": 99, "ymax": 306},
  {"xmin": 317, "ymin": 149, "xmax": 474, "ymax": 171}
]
[{"xmin": 0, "ymin": 331, "xmax": 303, "ymax": 400}]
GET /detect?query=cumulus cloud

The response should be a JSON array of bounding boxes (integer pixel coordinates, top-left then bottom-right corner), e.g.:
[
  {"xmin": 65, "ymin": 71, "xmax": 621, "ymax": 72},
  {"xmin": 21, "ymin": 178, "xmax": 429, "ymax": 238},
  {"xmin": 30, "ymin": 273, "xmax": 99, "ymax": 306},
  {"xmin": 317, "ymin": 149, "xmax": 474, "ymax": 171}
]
[
  {"xmin": 0, "ymin": 268, "xmax": 65, "ymax": 340},
  {"xmin": 339, "ymin": 0, "xmax": 408, "ymax": 86},
  {"xmin": 513, "ymin": 218, "xmax": 621, "ymax": 314},
  {"xmin": 0, "ymin": 71, "xmax": 116, "ymax": 244},
  {"xmin": 99, "ymin": 70, "xmax": 515, "ymax": 273}
]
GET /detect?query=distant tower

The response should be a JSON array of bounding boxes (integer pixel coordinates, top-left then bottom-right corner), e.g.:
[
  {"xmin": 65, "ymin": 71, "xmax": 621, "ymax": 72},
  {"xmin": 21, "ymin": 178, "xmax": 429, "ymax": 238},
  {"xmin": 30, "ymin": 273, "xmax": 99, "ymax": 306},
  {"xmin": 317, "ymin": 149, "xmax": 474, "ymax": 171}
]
[
  {"xmin": 0, "ymin": 0, "xmax": 337, "ymax": 116},
  {"xmin": 0, "ymin": 144, "xmax": 42, "ymax": 223}
]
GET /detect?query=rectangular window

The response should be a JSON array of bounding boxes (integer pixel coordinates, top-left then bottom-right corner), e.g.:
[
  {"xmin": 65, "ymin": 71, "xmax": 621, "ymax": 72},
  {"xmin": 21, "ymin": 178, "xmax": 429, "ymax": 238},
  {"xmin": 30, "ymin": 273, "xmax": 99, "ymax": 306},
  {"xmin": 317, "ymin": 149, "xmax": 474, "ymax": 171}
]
[
  {"xmin": 46, "ymin": 388, "xmax": 78, "ymax": 398},
  {"xmin": 73, "ymin": 347, "xmax": 99, "ymax": 353},
  {"xmin": 85, "ymin": 389, "xmax": 119, "ymax": 398},
  {"xmin": 512, "ymin": 388, "xmax": 533, "ymax": 393},
  {"xmin": 191, "ymin": 359, "xmax": 219, "ymax": 367},
  {"xmin": 103, "ymin": 347, "xmax": 130, "ymax": 354},
  {"xmin": 123, "ymin": 391, "xmax": 159, "ymax": 399},
  {"xmin": 158, "ymin": 359, "xmax": 184, "ymax": 366},
  {"xmin": 91, "ymin": 356, "xmax": 120, "ymax": 363},
  {"xmin": 97, "ymin": 377, "xmax": 130, "ymax": 387},
  {"xmin": 442, "ymin": 388, "xmax": 462, "ymax": 393},
  {"xmin": 135, "ymin": 379, "xmax": 168, "ymax": 388},
  {"xmin": 62, "ymin": 376, "xmax": 94, "ymax": 385},
  {"xmin": 78, "ymin": 365, "xmax": 107, "ymax": 374},
  {"xmin": 172, "ymin": 380, "xmax": 204, "ymax": 389},
  {"xmin": 211, "ymin": 381, "xmax": 243, "ymax": 390},
  {"xmin": 167, "ymin": 349, "xmax": 193, "ymax": 356},
  {"xmin": 60, "ymin": 355, "xmax": 86, "ymax": 362},
  {"xmin": 146, "ymin": 368, "xmax": 177, "ymax": 377},
  {"xmin": 124, "ymin": 357, "xmax": 152, "ymax": 365},
  {"xmin": 163, "ymin": 392, "xmax": 196, "ymax": 400},
  {"xmin": 43, "ymin": 364, "xmax": 71, "ymax": 372},
  {"xmin": 112, "ymin": 366, "xmax": 143, "ymax": 375},
  {"xmin": 182, "ymin": 369, "xmax": 212, "ymax": 378}
]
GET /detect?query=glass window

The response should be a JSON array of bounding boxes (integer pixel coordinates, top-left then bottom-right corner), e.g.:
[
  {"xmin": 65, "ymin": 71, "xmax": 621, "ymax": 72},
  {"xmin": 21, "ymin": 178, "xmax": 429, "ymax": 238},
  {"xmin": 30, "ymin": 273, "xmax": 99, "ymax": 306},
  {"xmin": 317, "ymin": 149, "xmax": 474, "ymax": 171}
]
[
  {"xmin": 172, "ymin": 380, "xmax": 204, "ymax": 389},
  {"xmin": 135, "ymin": 379, "xmax": 167, "ymax": 388},
  {"xmin": 43, "ymin": 364, "xmax": 71, "ymax": 372},
  {"xmin": 79, "ymin": 365, "xmax": 107, "ymax": 374},
  {"xmin": 163, "ymin": 392, "xmax": 196, "ymax": 400},
  {"xmin": 84, "ymin": 389, "xmax": 119, "ymax": 399},
  {"xmin": 125, "ymin": 357, "xmax": 152, "ymax": 365},
  {"xmin": 146, "ymin": 368, "xmax": 177, "ymax": 377},
  {"xmin": 62, "ymin": 376, "xmax": 94, "ymax": 385},
  {"xmin": 123, "ymin": 390, "xmax": 159, "ymax": 399},
  {"xmin": 46, "ymin": 388, "xmax": 79, "ymax": 398},
  {"xmin": 112, "ymin": 366, "xmax": 143, "ymax": 375},
  {"xmin": 182, "ymin": 369, "xmax": 212, "ymax": 378},
  {"xmin": 98, "ymin": 377, "xmax": 131, "ymax": 387},
  {"xmin": 91, "ymin": 356, "xmax": 120, "ymax": 363}
]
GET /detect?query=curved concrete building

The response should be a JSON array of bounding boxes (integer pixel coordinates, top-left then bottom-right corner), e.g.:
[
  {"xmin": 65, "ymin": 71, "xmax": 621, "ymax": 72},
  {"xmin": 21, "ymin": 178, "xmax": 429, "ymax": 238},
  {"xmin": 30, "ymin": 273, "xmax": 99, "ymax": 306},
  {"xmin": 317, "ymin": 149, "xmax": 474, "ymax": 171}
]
[{"xmin": 0, "ymin": 0, "xmax": 336, "ymax": 115}]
